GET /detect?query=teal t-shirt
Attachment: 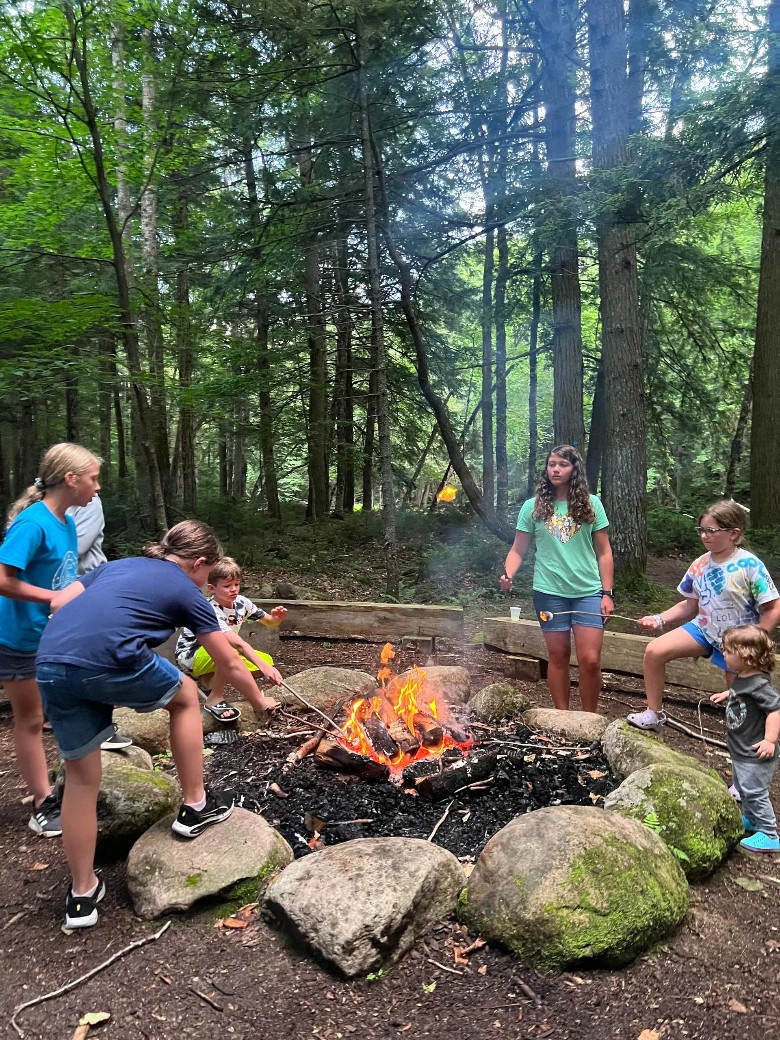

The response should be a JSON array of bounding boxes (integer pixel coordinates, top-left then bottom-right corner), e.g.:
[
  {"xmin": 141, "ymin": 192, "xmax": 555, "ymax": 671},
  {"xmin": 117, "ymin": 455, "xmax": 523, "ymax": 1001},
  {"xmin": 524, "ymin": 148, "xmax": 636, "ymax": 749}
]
[
  {"xmin": 0, "ymin": 501, "xmax": 78, "ymax": 652},
  {"xmin": 517, "ymin": 494, "xmax": 609, "ymax": 598}
]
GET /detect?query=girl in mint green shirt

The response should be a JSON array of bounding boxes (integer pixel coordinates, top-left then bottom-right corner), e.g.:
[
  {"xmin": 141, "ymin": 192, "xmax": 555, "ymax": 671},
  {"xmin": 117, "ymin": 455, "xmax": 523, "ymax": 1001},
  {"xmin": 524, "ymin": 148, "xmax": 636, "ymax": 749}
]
[{"xmin": 499, "ymin": 445, "xmax": 614, "ymax": 712}]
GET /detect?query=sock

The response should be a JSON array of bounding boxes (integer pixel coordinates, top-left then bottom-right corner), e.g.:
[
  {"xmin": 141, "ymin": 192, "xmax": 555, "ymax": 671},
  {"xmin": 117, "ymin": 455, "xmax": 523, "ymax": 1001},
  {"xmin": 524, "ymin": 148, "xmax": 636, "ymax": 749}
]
[
  {"xmin": 71, "ymin": 878, "xmax": 100, "ymax": 899},
  {"xmin": 190, "ymin": 794, "xmax": 207, "ymax": 811}
]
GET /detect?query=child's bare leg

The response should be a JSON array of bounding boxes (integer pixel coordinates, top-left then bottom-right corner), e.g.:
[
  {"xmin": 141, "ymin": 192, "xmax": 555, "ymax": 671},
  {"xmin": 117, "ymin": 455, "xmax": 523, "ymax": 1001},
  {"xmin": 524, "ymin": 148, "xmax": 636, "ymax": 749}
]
[
  {"xmin": 202, "ymin": 668, "xmax": 227, "ymax": 708},
  {"xmin": 61, "ymin": 750, "xmax": 101, "ymax": 893},
  {"xmin": 165, "ymin": 679, "xmax": 205, "ymax": 806},
  {"xmin": 253, "ymin": 676, "xmax": 280, "ymax": 712},
  {"xmin": 6, "ymin": 678, "xmax": 53, "ymax": 805}
]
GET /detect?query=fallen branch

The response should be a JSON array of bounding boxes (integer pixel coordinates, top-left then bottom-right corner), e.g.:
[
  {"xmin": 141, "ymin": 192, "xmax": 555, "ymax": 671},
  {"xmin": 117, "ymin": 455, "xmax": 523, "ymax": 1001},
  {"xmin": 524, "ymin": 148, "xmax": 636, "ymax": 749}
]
[
  {"xmin": 427, "ymin": 799, "xmax": 454, "ymax": 842},
  {"xmin": 188, "ymin": 986, "xmax": 223, "ymax": 1012},
  {"xmin": 426, "ymin": 957, "xmax": 463, "ymax": 976},
  {"xmin": 11, "ymin": 920, "xmax": 172, "ymax": 1038},
  {"xmin": 665, "ymin": 715, "xmax": 727, "ymax": 749}
]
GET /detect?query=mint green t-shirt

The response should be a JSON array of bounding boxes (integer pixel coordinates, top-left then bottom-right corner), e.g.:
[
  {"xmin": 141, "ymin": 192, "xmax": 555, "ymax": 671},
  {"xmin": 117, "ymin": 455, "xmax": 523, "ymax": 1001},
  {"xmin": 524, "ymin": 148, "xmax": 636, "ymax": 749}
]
[{"xmin": 517, "ymin": 494, "xmax": 609, "ymax": 597}]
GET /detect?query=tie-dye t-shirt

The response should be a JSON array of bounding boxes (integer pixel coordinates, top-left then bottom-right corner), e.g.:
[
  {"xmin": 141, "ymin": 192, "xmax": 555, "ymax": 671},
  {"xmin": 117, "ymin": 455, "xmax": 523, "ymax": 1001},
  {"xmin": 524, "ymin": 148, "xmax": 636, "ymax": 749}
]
[
  {"xmin": 677, "ymin": 550, "xmax": 779, "ymax": 649},
  {"xmin": 516, "ymin": 495, "xmax": 609, "ymax": 597}
]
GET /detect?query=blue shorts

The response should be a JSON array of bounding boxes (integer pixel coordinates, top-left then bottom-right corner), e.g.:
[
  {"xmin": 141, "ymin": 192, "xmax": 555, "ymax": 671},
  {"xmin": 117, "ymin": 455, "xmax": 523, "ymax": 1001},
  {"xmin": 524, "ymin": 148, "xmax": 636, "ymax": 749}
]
[
  {"xmin": 0, "ymin": 643, "xmax": 37, "ymax": 681},
  {"xmin": 36, "ymin": 655, "xmax": 183, "ymax": 760},
  {"xmin": 681, "ymin": 622, "xmax": 728, "ymax": 671},
  {"xmin": 532, "ymin": 592, "xmax": 604, "ymax": 633}
]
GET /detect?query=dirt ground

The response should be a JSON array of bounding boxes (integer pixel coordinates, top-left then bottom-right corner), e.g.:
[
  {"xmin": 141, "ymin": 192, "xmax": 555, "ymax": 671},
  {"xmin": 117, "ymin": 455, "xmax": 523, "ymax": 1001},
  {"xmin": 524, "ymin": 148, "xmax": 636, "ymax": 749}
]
[{"xmin": 2, "ymin": 626, "xmax": 780, "ymax": 1040}]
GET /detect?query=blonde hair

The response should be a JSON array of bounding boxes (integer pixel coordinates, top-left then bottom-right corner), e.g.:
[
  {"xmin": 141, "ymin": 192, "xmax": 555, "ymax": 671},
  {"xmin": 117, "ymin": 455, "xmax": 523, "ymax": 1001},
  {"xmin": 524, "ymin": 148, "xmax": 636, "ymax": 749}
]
[
  {"xmin": 722, "ymin": 624, "xmax": 776, "ymax": 673},
  {"xmin": 700, "ymin": 500, "xmax": 748, "ymax": 547},
  {"xmin": 7, "ymin": 442, "xmax": 102, "ymax": 528},
  {"xmin": 143, "ymin": 521, "xmax": 223, "ymax": 565},
  {"xmin": 208, "ymin": 556, "xmax": 242, "ymax": 584}
]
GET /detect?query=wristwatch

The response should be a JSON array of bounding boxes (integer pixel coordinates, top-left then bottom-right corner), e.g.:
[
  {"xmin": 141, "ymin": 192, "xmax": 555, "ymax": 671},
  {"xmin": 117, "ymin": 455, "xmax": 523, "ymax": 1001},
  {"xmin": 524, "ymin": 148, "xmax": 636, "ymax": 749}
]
[{"xmin": 600, "ymin": 589, "xmax": 614, "ymax": 598}]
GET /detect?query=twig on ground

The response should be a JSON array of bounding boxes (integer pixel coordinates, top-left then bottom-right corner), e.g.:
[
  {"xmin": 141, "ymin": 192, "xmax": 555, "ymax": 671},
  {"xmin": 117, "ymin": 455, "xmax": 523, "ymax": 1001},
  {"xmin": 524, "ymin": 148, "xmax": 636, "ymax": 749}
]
[
  {"xmin": 427, "ymin": 800, "xmax": 454, "ymax": 842},
  {"xmin": 426, "ymin": 957, "xmax": 463, "ymax": 975},
  {"xmin": 517, "ymin": 979, "xmax": 542, "ymax": 1005},
  {"xmin": 10, "ymin": 920, "xmax": 172, "ymax": 1038},
  {"xmin": 664, "ymin": 715, "xmax": 727, "ymax": 749},
  {"xmin": 188, "ymin": 986, "xmax": 223, "ymax": 1012}
]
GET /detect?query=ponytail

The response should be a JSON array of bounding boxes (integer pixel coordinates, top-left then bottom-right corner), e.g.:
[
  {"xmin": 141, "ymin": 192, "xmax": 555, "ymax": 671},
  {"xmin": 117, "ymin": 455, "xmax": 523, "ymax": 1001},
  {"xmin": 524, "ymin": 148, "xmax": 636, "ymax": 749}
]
[
  {"xmin": 143, "ymin": 520, "xmax": 223, "ymax": 565},
  {"xmin": 7, "ymin": 442, "xmax": 101, "ymax": 529}
]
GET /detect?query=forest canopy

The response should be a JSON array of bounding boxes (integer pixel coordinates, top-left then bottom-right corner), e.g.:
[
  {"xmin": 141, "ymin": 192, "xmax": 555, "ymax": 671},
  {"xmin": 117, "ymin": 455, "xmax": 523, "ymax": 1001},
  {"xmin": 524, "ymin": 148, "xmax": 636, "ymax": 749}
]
[{"xmin": 0, "ymin": 0, "xmax": 777, "ymax": 590}]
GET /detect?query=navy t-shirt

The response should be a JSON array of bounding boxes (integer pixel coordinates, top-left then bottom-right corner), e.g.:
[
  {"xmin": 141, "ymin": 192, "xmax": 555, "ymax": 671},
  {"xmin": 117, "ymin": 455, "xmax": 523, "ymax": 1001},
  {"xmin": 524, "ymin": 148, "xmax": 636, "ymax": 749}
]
[{"xmin": 37, "ymin": 557, "xmax": 220, "ymax": 672}]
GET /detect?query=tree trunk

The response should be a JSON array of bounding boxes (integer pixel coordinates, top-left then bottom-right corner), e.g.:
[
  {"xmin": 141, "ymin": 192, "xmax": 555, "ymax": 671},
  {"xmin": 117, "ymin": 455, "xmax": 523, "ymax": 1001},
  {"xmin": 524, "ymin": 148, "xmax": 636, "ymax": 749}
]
[
  {"xmin": 172, "ymin": 186, "xmax": 196, "ymax": 513},
  {"xmin": 296, "ymin": 130, "xmax": 329, "ymax": 522},
  {"xmin": 527, "ymin": 251, "xmax": 543, "ymax": 499},
  {"xmin": 586, "ymin": 359, "xmax": 606, "ymax": 491},
  {"xmin": 356, "ymin": 16, "xmax": 399, "ymax": 596},
  {"xmin": 725, "ymin": 359, "xmax": 753, "ymax": 499},
  {"xmin": 535, "ymin": 0, "xmax": 585, "ymax": 448},
  {"xmin": 588, "ymin": 0, "xmax": 646, "ymax": 574},
  {"xmin": 495, "ymin": 228, "xmax": 509, "ymax": 514},
  {"xmin": 333, "ymin": 237, "xmax": 355, "ymax": 517},
  {"xmin": 481, "ymin": 226, "xmax": 495, "ymax": 508},
  {"xmin": 751, "ymin": 0, "xmax": 780, "ymax": 528}
]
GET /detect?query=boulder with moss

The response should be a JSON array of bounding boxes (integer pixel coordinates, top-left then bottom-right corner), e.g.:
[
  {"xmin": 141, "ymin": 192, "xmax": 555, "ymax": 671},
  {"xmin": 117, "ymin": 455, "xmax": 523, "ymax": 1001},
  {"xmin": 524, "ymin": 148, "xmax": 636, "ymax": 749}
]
[
  {"xmin": 469, "ymin": 682, "xmax": 531, "ymax": 722},
  {"xmin": 603, "ymin": 763, "xmax": 743, "ymax": 880},
  {"xmin": 458, "ymin": 804, "xmax": 689, "ymax": 971},
  {"xmin": 601, "ymin": 720, "xmax": 722, "ymax": 782},
  {"xmin": 127, "ymin": 807, "xmax": 293, "ymax": 919}
]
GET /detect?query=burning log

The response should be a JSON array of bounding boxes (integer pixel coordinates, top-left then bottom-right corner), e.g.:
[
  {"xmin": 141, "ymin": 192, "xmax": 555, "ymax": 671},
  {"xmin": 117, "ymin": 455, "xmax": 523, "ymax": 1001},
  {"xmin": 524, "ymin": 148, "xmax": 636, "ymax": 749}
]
[
  {"xmin": 413, "ymin": 713, "xmax": 444, "ymax": 748},
  {"xmin": 416, "ymin": 753, "xmax": 498, "ymax": 802},
  {"xmin": 363, "ymin": 715, "xmax": 401, "ymax": 760},
  {"xmin": 316, "ymin": 738, "xmax": 391, "ymax": 781}
]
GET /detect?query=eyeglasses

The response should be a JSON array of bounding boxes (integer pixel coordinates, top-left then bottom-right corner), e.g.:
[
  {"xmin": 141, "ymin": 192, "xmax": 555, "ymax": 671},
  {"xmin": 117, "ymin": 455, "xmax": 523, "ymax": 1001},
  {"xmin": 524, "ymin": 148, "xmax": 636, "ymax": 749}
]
[{"xmin": 695, "ymin": 526, "xmax": 732, "ymax": 536}]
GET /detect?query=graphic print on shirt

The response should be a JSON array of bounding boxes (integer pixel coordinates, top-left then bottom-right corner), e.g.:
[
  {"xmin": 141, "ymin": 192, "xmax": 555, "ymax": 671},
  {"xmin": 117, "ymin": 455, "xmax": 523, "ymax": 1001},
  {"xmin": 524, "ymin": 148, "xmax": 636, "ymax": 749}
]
[
  {"xmin": 726, "ymin": 696, "xmax": 748, "ymax": 732},
  {"xmin": 545, "ymin": 513, "xmax": 581, "ymax": 544},
  {"xmin": 678, "ymin": 552, "xmax": 778, "ymax": 648},
  {"xmin": 51, "ymin": 550, "xmax": 78, "ymax": 591}
]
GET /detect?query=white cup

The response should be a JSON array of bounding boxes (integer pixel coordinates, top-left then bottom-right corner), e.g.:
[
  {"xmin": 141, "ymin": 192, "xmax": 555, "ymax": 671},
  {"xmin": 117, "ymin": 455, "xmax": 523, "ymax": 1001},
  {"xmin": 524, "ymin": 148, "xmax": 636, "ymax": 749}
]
[{"xmin": 509, "ymin": 606, "xmax": 521, "ymax": 621}]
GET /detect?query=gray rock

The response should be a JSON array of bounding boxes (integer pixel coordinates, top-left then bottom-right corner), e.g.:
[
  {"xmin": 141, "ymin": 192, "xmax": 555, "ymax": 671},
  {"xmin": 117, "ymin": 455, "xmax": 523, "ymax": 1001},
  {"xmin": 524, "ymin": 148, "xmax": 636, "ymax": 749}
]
[
  {"xmin": 114, "ymin": 700, "xmax": 268, "ymax": 756},
  {"xmin": 264, "ymin": 837, "xmax": 465, "ymax": 977},
  {"xmin": 469, "ymin": 682, "xmax": 531, "ymax": 722},
  {"xmin": 127, "ymin": 807, "xmax": 293, "ymax": 919},
  {"xmin": 604, "ymin": 764, "xmax": 743, "ymax": 879},
  {"xmin": 282, "ymin": 667, "xmax": 377, "ymax": 713},
  {"xmin": 55, "ymin": 753, "xmax": 181, "ymax": 852},
  {"xmin": 459, "ymin": 805, "xmax": 689, "ymax": 971},
  {"xmin": 522, "ymin": 708, "xmax": 609, "ymax": 743},
  {"xmin": 602, "ymin": 720, "xmax": 722, "ymax": 782},
  {"xmin": 396, "ymin": 666, "xmax": 471, "ymax": 707}
]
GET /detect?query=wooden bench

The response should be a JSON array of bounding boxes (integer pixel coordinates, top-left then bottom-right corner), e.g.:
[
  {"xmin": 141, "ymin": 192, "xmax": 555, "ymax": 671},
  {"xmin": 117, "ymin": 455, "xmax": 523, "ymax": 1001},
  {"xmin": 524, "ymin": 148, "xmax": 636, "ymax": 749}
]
[
  {"xmin": 251, "ymin": 600, "xmax": 464, "ymax": 650},
  {"xmin": 482, "ymin": 617, "xmax": 776, "ymax": 693}
]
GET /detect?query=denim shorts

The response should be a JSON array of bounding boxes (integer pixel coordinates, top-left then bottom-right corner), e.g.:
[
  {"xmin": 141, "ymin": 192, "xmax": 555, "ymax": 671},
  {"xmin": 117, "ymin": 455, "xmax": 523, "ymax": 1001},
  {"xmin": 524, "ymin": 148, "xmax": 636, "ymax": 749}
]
[
  {"xmin": 532, "ymin": 592, "xmax": 604, "ymax": 633},
  {"xmin": 681, "ymin": 622, "xmax": 728, "ymax": 671},
  {"xmin": 36, "ymin": 654, "xmax": 183, "ymax": 760},
  {"xmin": 0, "ymin": 643, "xmax": 37, "ymax": 681}
]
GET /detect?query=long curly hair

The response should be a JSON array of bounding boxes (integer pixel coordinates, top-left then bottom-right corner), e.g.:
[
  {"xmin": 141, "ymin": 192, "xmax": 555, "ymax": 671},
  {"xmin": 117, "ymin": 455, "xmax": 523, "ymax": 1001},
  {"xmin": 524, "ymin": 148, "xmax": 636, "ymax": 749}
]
[{"xmin": 532, "ymin": 445, "xmax": 595, "ymax": 524}]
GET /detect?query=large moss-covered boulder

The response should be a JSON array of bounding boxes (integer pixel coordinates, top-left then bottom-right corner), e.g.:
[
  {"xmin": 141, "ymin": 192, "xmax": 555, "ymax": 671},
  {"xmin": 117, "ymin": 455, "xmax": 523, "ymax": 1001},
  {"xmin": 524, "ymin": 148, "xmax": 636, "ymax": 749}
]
[
  {"xmin": 604, "ymin": 764, "xmax": 743, "ymax": 880},
  {"xmin": 458, "ymin": 805, "xmax": 689, "ymax": 971},
  {"xmin": 601, "ymin": 720, "xmax": 722, "ymax": 782},
  {"xmin": 469, "ymin": 682, "xmax": 531, "ymax": 722}
]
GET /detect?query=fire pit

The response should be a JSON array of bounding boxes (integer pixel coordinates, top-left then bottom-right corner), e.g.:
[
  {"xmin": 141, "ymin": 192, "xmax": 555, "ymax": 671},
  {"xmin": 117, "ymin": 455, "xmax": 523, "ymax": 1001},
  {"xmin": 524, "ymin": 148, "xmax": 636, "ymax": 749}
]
[{"xmin": 204, "ymin": 642, "xmax": 619, "ymax": 859}]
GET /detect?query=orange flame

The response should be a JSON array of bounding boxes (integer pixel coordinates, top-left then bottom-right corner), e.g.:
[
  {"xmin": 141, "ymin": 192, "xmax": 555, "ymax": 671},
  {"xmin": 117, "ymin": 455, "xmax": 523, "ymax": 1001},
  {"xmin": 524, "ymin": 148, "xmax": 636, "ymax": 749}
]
[
  {"xmin": 338, "ymin": 642, "xmax": 472, "ymax": 771},
  {"xmin": 436, "ymin": 484, "xmax": 458, "ymax": 502}
]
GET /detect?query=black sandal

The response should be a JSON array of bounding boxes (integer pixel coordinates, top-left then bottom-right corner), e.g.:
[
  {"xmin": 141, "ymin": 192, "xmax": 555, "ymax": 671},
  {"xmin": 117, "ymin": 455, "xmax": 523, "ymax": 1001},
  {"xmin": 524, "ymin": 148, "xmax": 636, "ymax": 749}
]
[{"xmin": 202, "ymin": 701, "xmax": 242, "ymax": 723}]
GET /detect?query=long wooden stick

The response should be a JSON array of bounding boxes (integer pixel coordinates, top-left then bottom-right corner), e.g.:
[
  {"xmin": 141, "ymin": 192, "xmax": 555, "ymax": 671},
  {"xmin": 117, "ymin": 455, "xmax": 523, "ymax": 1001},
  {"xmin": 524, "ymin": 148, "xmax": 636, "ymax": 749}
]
[
  {"xmin": 279, "ymin": 679, "xmax": 349, "ymax": 739},
  {"xmin": 11, "ymin": 920, "xmax": 172, "ymax": 1038}
]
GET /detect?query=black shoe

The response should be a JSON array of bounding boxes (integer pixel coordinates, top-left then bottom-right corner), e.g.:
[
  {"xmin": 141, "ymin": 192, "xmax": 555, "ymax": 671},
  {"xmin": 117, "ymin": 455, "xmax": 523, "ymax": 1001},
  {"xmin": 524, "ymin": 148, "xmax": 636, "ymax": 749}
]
[
  {"xmin": 171, "ymin": 789, "xmax": 234, "ymax": 838},
  {"xmin": 28, "ymin": 793, "xmax": 62, "ymax": 837},
  {"xmin": 100, "ymin": 728, "xmax": 133, "ymax": 751},
  {"xmin": 64, "ymin": 876, "xmax": 106, "ymax": 929}
]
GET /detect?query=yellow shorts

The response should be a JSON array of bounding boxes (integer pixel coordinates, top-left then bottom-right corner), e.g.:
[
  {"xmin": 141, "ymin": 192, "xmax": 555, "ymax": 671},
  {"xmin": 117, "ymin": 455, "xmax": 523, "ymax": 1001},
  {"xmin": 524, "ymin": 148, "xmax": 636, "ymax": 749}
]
[{"xmin": 191, "ymin": 645, "xmax": 273, "ymax": 678}]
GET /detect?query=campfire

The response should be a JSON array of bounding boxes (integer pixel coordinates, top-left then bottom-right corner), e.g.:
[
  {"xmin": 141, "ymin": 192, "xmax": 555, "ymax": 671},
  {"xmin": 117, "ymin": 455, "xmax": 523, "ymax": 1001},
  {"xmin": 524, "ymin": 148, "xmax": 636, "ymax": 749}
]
[{"xmin": 313, "ymin": 644, "xmax": 474, "ymax": 782}]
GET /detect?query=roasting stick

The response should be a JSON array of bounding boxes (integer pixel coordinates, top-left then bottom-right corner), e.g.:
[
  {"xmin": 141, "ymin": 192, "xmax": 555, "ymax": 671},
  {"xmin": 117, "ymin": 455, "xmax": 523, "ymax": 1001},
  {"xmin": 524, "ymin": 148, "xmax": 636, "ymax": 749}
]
[
  {"xmin": 279, "ymin": 678, "xmax": 350, "ymax": 740},
  {"xmin": 535, "ymin": 609, "xmax": 644, "ymax": 625}
]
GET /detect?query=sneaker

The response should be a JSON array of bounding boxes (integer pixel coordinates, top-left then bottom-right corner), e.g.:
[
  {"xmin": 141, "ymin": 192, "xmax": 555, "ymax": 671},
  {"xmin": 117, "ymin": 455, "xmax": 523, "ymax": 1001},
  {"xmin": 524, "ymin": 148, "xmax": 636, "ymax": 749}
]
[
  {"xmin": 28, "ymin": 793, "xmax": 62, "ymax": 837},
  {"xmin": 739, "ymin": 831, "xmax": 780, "ymax": 854},
  {"xmin": 171, "ymin": 789, "xmax": 234, "ymax": 838},
  {"xmin": 742, "ymin": 814, "xmax": 756, "ymax": 834},
  {"xmin": 729, "ymin": 784, "xmax": 742, "ymax": 803},
  {"xmin": 100, "ymin": 728, "xmax": 133, "ymax": 751},
  {"xmin": 64, "ymin": 876, "xmax": 106, "ymax": 929}
]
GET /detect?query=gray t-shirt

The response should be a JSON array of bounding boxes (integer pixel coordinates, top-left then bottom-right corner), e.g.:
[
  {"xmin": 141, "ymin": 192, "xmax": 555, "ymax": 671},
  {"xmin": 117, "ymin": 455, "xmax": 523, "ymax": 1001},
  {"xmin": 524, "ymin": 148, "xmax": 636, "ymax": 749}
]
[{"xmin": 725, "ymin": 673, "xmax": 780, "ymax": 760}]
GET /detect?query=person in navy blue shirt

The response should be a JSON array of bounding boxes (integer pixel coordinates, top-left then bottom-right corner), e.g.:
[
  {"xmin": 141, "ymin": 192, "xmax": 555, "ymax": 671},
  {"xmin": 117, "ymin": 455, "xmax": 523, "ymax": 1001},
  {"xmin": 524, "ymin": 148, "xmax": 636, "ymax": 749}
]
[
  {"xmin": 0, "ymin": 443, "xmax": 101, "ymax": 839},
  {"xmin": 37, "ymin": 520, "xmax": 284, "ymax": 930}
]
